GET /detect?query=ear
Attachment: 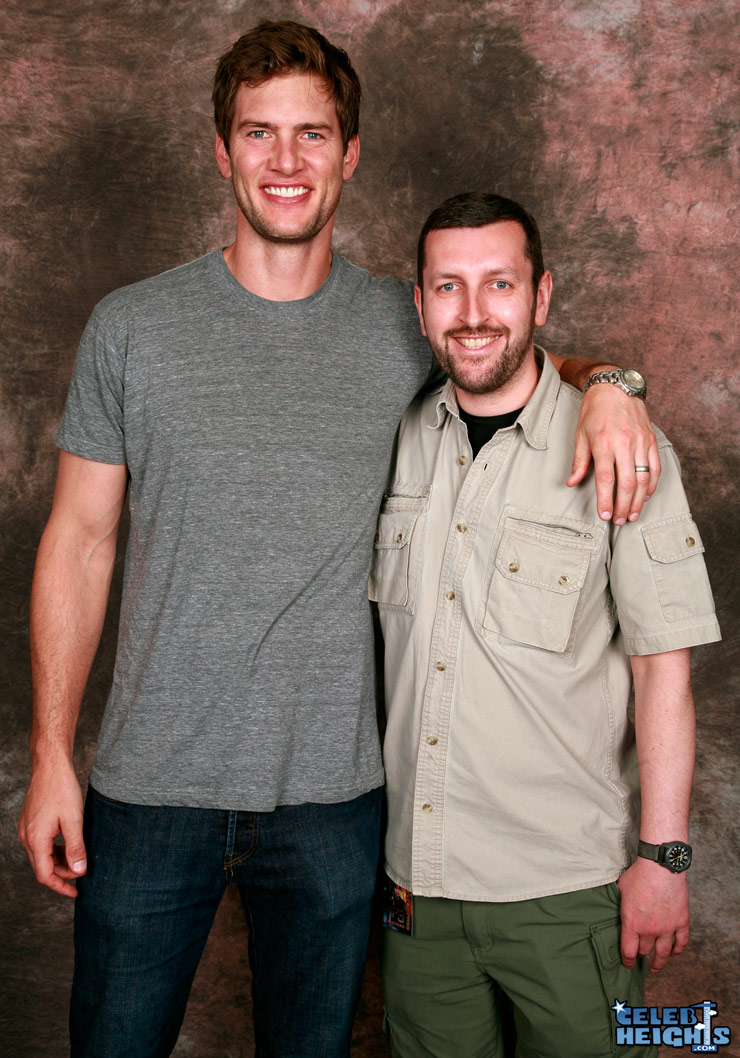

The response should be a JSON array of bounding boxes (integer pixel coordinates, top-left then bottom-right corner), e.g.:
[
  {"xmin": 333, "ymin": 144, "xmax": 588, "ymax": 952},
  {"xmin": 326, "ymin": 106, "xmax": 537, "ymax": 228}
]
[
  {"xmin": 215, "ymin": 134, "xmax": 232, "ymax": 180},
  {"xmin": 534, "ymin": 270, "xmax": 552, "ymax": 328},
  {"xmin": 342, "ymin": 135, "xmax": 360, "ymax": 182},
  {"xmin": 414, "ymin": 284, "xmax": 428, "ymax": 336}
]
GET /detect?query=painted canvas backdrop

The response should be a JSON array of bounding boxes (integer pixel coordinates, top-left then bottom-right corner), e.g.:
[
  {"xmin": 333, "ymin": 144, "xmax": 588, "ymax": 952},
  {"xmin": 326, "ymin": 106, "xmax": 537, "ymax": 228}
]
[{"xmin": 2, "ymin": 1, "xmax": 738, "ymax": 1054}]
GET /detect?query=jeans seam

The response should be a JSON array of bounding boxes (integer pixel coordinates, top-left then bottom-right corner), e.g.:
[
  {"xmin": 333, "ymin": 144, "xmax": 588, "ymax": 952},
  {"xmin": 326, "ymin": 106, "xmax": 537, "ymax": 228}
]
[{"xmin": 223, "ymin": 812, "xmax": 260, "ymax": 876}]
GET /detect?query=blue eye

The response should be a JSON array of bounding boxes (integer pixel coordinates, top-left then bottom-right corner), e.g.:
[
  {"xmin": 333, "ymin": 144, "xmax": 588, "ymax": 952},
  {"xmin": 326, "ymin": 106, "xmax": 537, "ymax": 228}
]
[
  {"xmin": 492, "ymin": 280, "xmax": 509, "ymax": 290},
  {"xmin": 440, "ymin": 283, "xmax": 456, "ymax": 292}
]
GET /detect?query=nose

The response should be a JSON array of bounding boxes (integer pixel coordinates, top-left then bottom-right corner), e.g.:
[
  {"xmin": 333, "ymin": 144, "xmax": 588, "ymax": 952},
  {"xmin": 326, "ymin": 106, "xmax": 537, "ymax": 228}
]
[
  {"xmin": 459, "ymin": 288, "xmax": 489, "ymax": 329},
  {"xmin": 271, "ymin": 133, "xmax": 302, "ymax": 175}
]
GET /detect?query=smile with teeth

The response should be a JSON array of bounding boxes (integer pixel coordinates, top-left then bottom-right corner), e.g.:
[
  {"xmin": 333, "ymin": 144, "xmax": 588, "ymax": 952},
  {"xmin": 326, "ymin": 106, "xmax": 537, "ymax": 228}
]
[
  {"xmin": 454, "ymin": 335, "xmax": 502, "ymax": 350},
  {"xmin": 264, "ymin": 185, "xmax": 310, "ymax": 198}
]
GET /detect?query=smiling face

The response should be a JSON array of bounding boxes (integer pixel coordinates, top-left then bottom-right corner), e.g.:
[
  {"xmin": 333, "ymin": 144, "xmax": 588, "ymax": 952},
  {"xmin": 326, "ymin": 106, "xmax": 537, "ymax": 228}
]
[
  {"xmin": 215, "ymin": 72, "xmax": 359, "ymax": 245},
  {"xmin": 415, "ymin": 221, "xmax": 552, "ymax": 409}
]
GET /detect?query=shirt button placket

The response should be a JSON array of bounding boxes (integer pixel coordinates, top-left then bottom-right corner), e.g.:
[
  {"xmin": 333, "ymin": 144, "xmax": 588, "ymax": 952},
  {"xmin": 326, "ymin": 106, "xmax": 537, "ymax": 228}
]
[{"xmin": 418, "ymin": 453, "xmax": 476, "ymax": 886}]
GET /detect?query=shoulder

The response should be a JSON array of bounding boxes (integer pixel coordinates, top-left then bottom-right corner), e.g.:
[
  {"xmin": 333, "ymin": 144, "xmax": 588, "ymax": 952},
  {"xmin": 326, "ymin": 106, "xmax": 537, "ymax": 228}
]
[
  {"xmin": 553, "ymin": 372, "xmax": 674, "ymax": 453},
  {"xmin": 89, "ymin": 252, "xmax": 221, "ymax": 332},
  {"xmin": 331, "ymin": 256, "xmax": 429, "ymax": 374},
  {"xmin": 333, "ymin": 255, "xmax": 415, "ymax": 313}
]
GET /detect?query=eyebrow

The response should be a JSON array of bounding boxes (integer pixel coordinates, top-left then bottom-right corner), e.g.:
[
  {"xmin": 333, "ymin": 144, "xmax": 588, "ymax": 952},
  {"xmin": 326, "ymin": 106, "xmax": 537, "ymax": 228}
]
[
  {"xmin": 235, "ymin": 120, "xmax": 336, "ymax": 133},
  {"xmin": 428, "ymin": 267, "xmax": 520, "ymax": 282}
]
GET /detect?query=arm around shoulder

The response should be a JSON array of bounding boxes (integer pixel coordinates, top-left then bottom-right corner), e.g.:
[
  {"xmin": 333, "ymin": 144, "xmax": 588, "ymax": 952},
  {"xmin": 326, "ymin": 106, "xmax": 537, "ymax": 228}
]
[
  {"xmin": 18, "ymin": 451, "xmax": 128, "ymax": 898},
  {"xmin": 546, "ymin": 350, "xmax": 660, "ymax": 525}
]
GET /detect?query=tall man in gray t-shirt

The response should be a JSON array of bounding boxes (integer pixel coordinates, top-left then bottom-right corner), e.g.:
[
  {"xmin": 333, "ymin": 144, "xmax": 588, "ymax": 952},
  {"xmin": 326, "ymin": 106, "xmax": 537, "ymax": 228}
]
[{"xmin": 17, "ymin": 19, "xmax": 661, "ymax": 1058}]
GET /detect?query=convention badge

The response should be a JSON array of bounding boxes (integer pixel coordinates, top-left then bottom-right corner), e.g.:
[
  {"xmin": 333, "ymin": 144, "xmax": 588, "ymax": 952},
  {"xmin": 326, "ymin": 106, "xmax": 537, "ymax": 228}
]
[{"xmin": 382, "ymin": 875, "xmax": 414, "ymax": 935}]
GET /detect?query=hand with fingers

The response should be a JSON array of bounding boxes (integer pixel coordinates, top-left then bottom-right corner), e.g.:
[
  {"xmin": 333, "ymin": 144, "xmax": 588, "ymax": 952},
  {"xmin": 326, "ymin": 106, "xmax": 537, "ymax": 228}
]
[
  {"xmin": 567, "ymin": 383, "xmax": 661, "ymax": 524},
  {"xmin": 18, "ymin": 760, "xmax": 86, "ymax": 899},
  {"xmin": 617, "ymin": 857, "xmax": 690, "ymax": 973}
]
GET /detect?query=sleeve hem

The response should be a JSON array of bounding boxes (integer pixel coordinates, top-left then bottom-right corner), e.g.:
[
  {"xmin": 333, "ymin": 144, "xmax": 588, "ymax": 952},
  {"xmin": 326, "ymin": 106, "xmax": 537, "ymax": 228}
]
[
  {"xmin": 624, "ymin": 621, "xmax": 722, "ymax": 656},
  {"xmin": 55, "ymin": 436, "xmax": 127, "ymax": 466}
]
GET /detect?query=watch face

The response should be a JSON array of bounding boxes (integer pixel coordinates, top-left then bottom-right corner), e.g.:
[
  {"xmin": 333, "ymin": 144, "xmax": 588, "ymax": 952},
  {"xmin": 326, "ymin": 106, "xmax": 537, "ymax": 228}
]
[
  {"xmin": 666, "ymin": 844, "xmax": 691, "ymax": 871},
  {"xmin": 622, "ymin": 369, "xmax": 646, "ymax": 392}
]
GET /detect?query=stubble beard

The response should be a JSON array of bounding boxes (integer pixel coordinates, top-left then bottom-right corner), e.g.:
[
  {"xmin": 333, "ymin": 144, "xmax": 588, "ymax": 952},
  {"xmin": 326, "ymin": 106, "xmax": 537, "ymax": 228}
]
[
  {"xmin": 234, "ymin": 183, "xmax": 340, "ymax": 245},
  {"xmin": 430, "ymin": 313, "xmax": 536, "ymax": 396}
]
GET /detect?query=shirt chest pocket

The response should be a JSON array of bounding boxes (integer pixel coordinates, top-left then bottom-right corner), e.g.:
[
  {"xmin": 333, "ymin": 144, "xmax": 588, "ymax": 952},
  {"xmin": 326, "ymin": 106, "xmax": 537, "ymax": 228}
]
[
  {"xmin": 477, "ymin": 511, "xmax": 604, "ymax": 655},
  {"xmin": 368, "ymin": 485, "xmax": 431, "ymax": 614}
]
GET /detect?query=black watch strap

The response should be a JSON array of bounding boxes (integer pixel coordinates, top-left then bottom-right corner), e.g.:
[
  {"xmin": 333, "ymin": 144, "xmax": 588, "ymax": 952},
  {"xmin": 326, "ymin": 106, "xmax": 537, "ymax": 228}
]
[{"xmin": 638, "ymin": 840, "xmax": 692, "ymax": 873}]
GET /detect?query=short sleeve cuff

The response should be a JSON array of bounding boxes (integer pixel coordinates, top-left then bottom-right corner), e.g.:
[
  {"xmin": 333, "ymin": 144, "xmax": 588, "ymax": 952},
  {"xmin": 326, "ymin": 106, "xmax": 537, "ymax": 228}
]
[
  {"xmin": 55, "ymin": 430, "xmax": 127, "ymax": 466},
  {"xmin": 624, "ymin": 620, "xmax": 721, "ymax": 656}
]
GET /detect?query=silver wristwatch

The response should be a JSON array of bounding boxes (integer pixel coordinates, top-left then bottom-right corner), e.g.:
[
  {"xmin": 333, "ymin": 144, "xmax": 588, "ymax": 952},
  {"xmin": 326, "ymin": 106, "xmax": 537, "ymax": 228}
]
[{"xmin": 583, "ymin": 368, "xmax": 647, "ymax": 401}]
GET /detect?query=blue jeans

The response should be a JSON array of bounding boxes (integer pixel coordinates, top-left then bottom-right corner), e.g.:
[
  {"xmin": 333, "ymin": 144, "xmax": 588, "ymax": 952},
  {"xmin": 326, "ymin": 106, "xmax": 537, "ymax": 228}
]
[{"xmin": 70, "ymin": 785, "xmax": 382, "ymax": 1058}]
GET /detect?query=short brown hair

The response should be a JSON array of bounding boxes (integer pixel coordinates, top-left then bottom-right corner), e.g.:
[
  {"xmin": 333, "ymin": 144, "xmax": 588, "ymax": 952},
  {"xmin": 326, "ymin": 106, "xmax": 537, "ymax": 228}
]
[
  {"xmin": 417, "ymin": 192, "xmax": 545, "ymax": 293},
  {"xmin": 213, "ymin": 20, "xmax": 361, "ymax": 152}
]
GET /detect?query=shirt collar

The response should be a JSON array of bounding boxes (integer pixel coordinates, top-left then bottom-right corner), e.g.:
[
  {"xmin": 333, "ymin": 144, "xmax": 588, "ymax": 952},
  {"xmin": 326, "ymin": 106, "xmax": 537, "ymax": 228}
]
[{"xmin": 427, "ymin": 346, "xmax": 561, "ymax": 451}]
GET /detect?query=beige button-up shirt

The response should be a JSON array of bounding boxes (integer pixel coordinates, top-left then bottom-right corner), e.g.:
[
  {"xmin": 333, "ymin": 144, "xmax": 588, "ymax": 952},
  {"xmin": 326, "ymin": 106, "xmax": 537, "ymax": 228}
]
[{"xmin": 372, "ymin": 352, "xmax": 720, "ymax": 902}]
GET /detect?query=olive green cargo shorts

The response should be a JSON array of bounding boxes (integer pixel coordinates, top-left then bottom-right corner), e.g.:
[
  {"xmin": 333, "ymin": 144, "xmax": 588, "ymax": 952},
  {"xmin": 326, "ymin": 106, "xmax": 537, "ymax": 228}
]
[{"xmin": 382, "ymin": 883, "xmax": 656, "ymax": 1058}]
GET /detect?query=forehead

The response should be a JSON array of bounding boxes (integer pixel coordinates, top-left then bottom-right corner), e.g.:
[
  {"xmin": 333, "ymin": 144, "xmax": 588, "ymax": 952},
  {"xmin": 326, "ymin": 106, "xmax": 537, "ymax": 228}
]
[
  {"xmin": 231, "ymin": 71, "xmax": 340, "ymax": 128},
  {"xmin": 424, "ymin": 221, "xmax": 531, "ymax": 277}
]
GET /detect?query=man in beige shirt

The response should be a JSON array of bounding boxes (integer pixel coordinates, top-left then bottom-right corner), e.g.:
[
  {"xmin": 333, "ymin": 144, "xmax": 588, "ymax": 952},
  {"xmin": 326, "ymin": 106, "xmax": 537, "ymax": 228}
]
[{"xmin": 373, "ymin": 192, "xmax": 721, "ymax": 1058}]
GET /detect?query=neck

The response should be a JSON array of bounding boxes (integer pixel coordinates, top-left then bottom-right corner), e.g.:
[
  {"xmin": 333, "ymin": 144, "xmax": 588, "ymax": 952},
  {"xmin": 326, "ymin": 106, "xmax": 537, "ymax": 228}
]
[
  {"xmin": 222, "ymin": 214, "xmax": 336, "ymax": 301},
  {"xmin": 455, "ymin": 348, "xmax": 540, "ymax": 417}
]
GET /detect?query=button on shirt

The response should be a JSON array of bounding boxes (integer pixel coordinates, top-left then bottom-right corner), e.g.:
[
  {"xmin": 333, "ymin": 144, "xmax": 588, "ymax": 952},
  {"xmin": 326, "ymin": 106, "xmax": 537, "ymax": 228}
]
[{"xmin": 371, "ymin": 352, "xmax": 720, "ymax": 902}]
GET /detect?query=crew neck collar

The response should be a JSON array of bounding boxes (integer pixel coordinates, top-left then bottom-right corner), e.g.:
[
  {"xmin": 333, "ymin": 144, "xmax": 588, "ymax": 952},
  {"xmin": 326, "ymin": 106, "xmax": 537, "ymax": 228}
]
[{"xmin": 214, "ymin": 249, "xmax": 343, "ymax": 310}]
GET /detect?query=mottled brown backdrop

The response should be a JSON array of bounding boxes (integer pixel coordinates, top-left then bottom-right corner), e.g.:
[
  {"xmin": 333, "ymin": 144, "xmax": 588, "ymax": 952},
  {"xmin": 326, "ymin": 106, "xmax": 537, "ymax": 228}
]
[{"xmin": 2, "ymin": 1, "xmax": 738, "ymax": 1055}]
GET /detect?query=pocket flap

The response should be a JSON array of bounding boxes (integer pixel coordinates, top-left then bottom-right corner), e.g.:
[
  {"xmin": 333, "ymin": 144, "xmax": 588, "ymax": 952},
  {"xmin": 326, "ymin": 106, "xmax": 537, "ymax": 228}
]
[
  {"xmin": 369, "ymin": 484, "xmax": 431, "ymax": 612},
  {"xmin": 494, "ymin": 531, "xmax": 590, "ymax": 595},
  {"xmin": 374, "ymin": 512, "xmax": 421, "ymax": 550},
  {"xmin": 642, "ymin": 516, "xmax": 705, "ymax": 563}
]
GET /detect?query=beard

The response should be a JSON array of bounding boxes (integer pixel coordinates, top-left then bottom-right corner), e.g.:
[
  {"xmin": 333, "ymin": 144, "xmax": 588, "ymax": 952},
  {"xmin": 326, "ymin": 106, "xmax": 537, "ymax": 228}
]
[{"xmin": 428, "ymin": 312, "xmax": 536, "ymax": 396}]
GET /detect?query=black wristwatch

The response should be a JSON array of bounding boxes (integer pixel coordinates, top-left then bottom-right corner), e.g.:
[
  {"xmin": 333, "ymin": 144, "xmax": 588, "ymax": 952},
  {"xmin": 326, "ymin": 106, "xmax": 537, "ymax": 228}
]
[
  {"xmin": 583, "ymin": 368, "xmax": 648, "ymax": 401},
  {"xmin": 637, "ymin": 840, "xmax": 692, "ymax": 873}
]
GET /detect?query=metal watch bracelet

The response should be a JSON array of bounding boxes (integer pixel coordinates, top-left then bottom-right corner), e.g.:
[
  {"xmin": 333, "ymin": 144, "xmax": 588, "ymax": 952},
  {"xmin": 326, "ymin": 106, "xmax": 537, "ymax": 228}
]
[{"xmin": 583, "ymin": 368, "xmax": 647, "ymax": 401}]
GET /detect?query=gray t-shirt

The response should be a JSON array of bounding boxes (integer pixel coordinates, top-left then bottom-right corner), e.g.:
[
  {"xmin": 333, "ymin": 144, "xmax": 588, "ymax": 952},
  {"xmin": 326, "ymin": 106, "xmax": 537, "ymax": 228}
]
[{"xmin": 57, "ymin": 251, "xmax": 432, "ymax": 810}]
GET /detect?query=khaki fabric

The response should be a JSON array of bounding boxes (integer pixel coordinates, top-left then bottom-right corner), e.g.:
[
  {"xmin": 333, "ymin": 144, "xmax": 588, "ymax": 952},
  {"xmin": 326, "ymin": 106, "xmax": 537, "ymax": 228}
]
[{"xmin": 373, "ymin": 352, "xmax": 720, "ymax": 902}]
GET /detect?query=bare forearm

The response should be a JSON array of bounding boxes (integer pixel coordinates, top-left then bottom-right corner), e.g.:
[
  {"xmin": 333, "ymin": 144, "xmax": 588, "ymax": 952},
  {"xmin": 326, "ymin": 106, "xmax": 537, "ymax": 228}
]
[
  {"xmin": 20, "ymin": 527, "xmax": 117, "ymax": 897},
  {"xmin": 19, "ymin": 453, "xmax": 127, "ymax": 896},
  {"xmin": 631, "ymin": 649, "xmax": 695, "ymax": 840},
  {"xmin": 29, "ymin": 522, "xmax": 118, "ymax": 764},
  {"xmin": 618, "ymin": 649, "xmax": 694, "ymax": 971},
  {"xmin": 547, "ymin": 351, "xmax": 619, "ymax": 391}
]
